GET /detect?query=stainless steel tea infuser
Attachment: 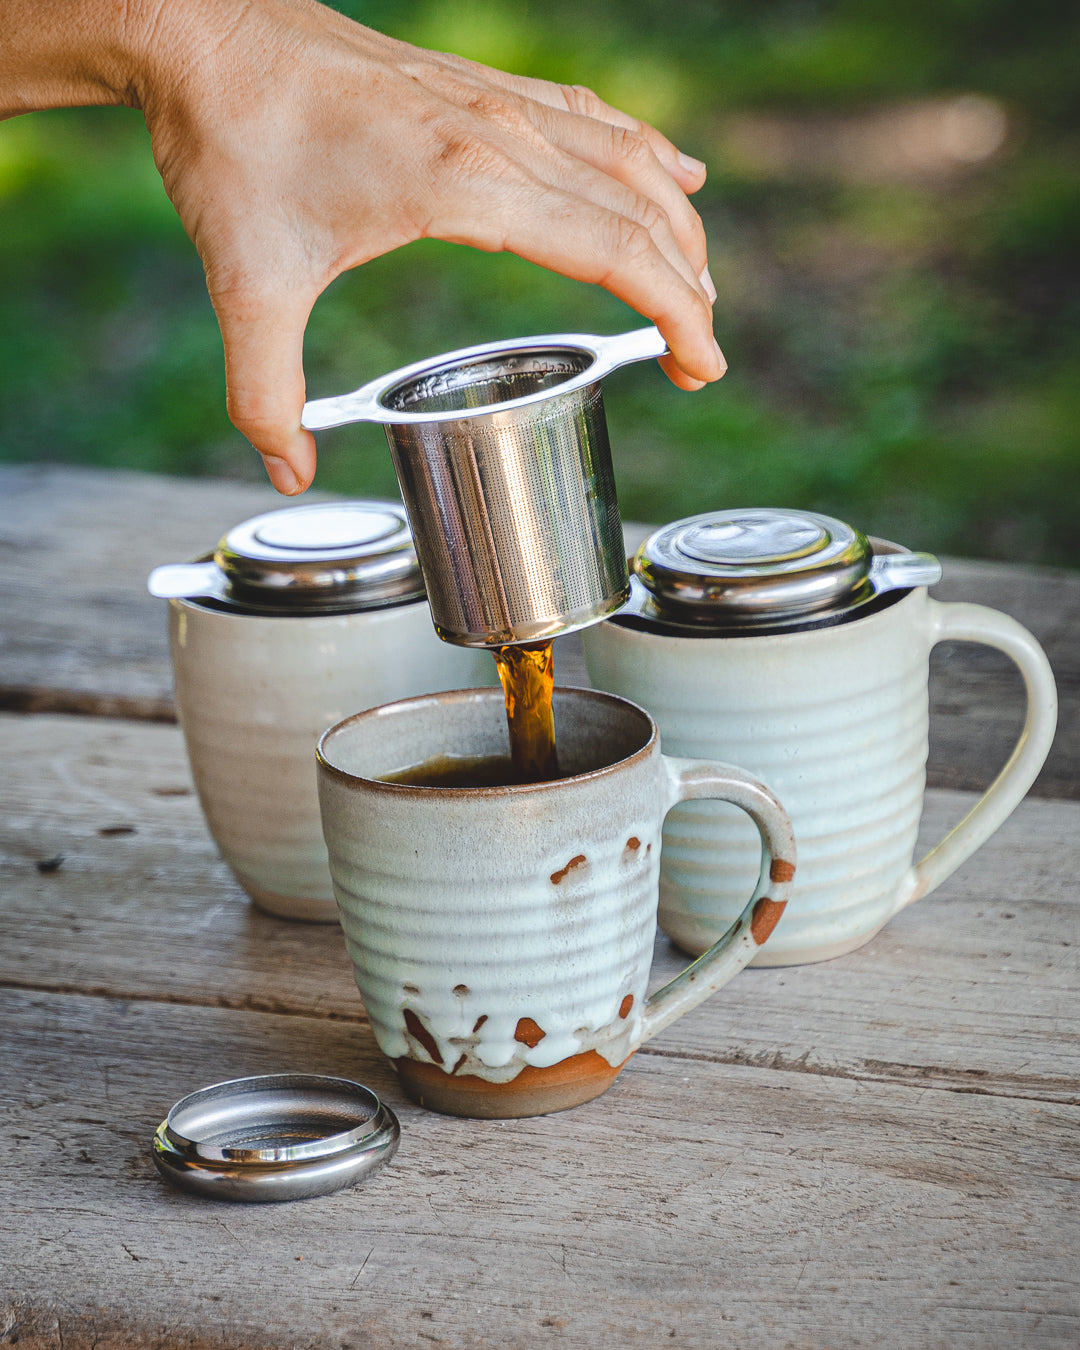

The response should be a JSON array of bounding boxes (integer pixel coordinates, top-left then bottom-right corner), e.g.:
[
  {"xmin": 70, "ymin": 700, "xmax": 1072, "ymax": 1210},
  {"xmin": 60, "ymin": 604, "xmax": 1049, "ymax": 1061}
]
[
  {"xmin": 148, "ymin": 500, "xmax": 425, "ymax": 615},
  {"xmin": 301, "ymin": 325, "xmax": 669, "ymax": 647},
  {"xmin": 614, "ymin": 507, "xmax": 943, "ymax": 637}
]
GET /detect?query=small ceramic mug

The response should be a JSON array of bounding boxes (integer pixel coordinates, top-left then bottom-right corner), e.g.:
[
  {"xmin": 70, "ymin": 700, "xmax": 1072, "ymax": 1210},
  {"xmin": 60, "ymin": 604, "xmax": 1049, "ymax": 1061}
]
[
  {"xmin": 316, "ymin": 687, "xmax": 796, "ymax": 1118},
  {"xmin": 582, "ymin": 585, "xmax": 1058, "ymax": 965}
]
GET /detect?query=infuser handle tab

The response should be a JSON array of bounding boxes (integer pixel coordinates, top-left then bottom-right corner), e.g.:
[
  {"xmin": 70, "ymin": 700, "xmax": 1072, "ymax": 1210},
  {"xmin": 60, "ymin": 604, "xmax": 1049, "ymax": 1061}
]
[
  {"xmin": 148, "ymin": 561, "xmax": 227, "ymax": 601},
  {"xmin": 868, "ymin": 551, "xmax": 943, "ymax": 596},
  {"xmin": 588, "ymin": 325, "xmax": 669, "ymax": 379},
  {"xmin": 301, "ymin": 381, "xmax": 387, "ymax": 431},
  {"xmin": 301, "ymin": 324, "xmax": 670, "ymax": 432}
]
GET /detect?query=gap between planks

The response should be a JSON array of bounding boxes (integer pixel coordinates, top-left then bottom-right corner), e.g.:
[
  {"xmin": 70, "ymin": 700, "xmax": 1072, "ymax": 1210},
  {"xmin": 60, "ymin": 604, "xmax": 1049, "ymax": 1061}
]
[{"xmin": 2, "ymin": 977, "xmax": 1075, "ymax": 1109}]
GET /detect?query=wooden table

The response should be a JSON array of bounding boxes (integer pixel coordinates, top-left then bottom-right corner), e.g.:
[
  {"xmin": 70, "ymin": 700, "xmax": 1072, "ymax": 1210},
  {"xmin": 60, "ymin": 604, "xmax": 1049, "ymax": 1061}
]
[{"xmin": 2, "ymin": 464, "xmax": 1078, "ymax": 1349}]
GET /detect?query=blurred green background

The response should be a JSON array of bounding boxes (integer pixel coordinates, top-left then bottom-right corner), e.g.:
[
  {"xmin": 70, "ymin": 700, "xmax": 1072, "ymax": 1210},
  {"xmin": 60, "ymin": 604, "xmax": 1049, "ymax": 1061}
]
[{"xmin": 1, "ymin": 0, "xmax": 1077, "ymax": 564}]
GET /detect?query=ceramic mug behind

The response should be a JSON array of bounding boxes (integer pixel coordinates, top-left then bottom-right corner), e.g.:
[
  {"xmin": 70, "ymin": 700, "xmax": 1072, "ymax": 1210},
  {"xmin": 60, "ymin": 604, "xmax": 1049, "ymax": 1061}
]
[
  {"xmin": 171, "ymin": 597, "xmax": 493, "ymax": 921},
  {"xmin": 583, "ymin": 584, "xmax": 1057, "ymax": 964}
]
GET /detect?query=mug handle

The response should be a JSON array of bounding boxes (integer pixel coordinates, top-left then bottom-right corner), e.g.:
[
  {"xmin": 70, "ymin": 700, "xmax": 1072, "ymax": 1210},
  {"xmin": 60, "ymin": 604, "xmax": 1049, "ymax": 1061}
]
[
  {"xmin": 898, "ymin": 599, "xmax": 1058, "ymax": 909},
  {"xmin": 641, "ymin": 759, "xmax": 797, "ymax": 1044}
]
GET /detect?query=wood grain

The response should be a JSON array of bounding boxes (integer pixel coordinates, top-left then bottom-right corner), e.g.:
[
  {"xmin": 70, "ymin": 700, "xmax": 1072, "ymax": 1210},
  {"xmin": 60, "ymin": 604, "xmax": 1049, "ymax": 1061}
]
[
  {"xmin": 1, "ymin": 464, "xmax": 1075, "ymax": 795},
  {"xmin": 2, "ymin": 459, "xmax": 1078, "ymax": 1349},
  {"xmin": 2, "ymin": 714, "xmax": 1077, "ymax": 1105},
  {"xmin": 3, "ymin": 987, "xmax": 1078, "ymax": 1350}
]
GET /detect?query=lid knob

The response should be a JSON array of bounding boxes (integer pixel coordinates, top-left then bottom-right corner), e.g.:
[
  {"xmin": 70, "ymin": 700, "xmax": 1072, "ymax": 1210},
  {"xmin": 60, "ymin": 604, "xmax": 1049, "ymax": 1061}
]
[{"xmin": 677, "ymin": 514, "xmax": 827, "ymax": 568}]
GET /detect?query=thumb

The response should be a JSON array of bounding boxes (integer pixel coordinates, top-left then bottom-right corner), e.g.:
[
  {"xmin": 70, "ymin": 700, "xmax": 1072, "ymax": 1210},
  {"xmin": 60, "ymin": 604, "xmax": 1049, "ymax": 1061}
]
[{"xmin": 214, "ymin": 286, "xmax": 319, "ymax": 495}]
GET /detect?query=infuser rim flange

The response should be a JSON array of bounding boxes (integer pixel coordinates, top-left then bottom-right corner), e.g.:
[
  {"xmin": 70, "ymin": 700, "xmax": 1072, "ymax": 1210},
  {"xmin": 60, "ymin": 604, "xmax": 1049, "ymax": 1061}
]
[{"xmin": 301, "ymin": 326, "xmax": 668, "ymax": 429}]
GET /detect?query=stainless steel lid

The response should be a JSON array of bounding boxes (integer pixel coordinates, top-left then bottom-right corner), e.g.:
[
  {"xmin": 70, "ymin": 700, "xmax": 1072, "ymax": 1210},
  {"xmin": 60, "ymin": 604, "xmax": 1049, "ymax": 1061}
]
[
  {"xmin": 151, "ymin": 1074, "xmax": 400, "ymax": 1202},
  {"xmin": 148, "ymin": 500, "xmax": 425, "ymax": 615},
  {"xmin": 619, "ymin": 508, "xmax": 941, "ymax": 636}
]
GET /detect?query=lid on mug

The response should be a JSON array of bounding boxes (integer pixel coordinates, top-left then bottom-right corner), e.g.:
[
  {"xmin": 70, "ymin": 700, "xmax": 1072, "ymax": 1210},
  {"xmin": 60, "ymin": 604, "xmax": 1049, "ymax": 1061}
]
[
  {"xmin": 148, "ymin": 500, "xmax": 427, "ymax": 615},
  {"xmin": 618, "ymin": 508, "xmax": 941, "ymax": 637}
]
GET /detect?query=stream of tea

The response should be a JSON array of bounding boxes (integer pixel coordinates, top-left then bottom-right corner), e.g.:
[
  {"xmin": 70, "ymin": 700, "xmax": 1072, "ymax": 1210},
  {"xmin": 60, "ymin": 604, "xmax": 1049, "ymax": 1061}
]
[
  {"xmin": 380, "ymin": 639, "xmax": 560, "ymax": 788},
  {"xmin": 491, "ymin": 640, "xmax": 560, "ymax": 783}
]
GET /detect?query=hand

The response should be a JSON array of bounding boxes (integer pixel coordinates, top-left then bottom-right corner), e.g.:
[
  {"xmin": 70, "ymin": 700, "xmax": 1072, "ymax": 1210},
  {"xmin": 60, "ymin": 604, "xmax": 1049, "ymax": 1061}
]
[
  {"xmin": 2, "ymin": 0, "xmax": 723, "ymax": 493},
  {"xmin": 135, "ymin": 0, "xmax": 724, "ymax": 492}
]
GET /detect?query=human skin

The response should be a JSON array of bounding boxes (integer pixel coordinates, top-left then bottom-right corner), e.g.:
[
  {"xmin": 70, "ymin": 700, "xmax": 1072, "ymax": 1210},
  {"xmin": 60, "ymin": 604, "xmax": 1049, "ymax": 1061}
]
[{"xmin": 1, "ymin": 0, "xmax": 724, "ymax": 493}]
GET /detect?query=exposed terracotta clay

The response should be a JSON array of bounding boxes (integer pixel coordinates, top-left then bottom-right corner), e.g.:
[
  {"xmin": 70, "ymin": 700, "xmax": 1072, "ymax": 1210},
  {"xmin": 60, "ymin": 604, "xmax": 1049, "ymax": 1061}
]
[
  {"xmin": 750, "ymin": 896, "xmax": 788, "ymax": 944},
  {"xmin": 453, "ymin": 984, "xmax": 470, "ymax": 996},
  {"xmin": 472, "ymin": 1014, "xmax": 488, "ymax": 1033},
  {"xmin": 625, "ymin": 837, "xmax": 641, "ymax": 853},
  {"xmin": 395, "ymin": 1049, "xmax": 634, "ymax": 1118},
  {"xmin": 550, "ymin": 854, "xmax": 587, "ymax": 885},
  {"xmin": 769, "ymin": 858, "xmax": 796, "ymax": 884},
  {"xmin": 514, "ymin": 1017, "xmax": 546, "ymax": 1047},
  {"xmin": 618, "ymin": 995, "xmax": 634, "ymax": 1019},
  {"xmin": 403, "ymin": 1008, "xmax": 444, "ymax": 1065}
]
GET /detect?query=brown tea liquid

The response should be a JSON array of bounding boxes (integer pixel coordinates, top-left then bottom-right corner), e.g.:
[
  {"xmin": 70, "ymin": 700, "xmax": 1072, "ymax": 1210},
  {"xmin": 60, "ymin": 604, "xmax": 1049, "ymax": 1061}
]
[
  {"xmin": 379, "ymin": 639, "xmax": 561, "ymax": 789},
  {"xmin": 381, "ymin": 753, "xmax": 518, "ymax": 788},
  {"xmin": 492, "ymin": 639, "xmax": 560, "ymax": 784}
]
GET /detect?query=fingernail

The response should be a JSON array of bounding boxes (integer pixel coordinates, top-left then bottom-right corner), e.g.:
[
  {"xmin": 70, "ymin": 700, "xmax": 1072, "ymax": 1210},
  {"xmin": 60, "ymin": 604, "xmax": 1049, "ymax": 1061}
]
[
  {"xmin": 699, "ymin": 266, "xmax": 717, "ymax": 305},
  {"xmin": 261, "ymin": 453, "xmax": 302, "ymax": 495},
  {"xmin": 713, "ymin": 337, "xmax": 728, "ymax": 376},
  {"xmin": 678, "ymin": 151, "xmax": 707, "ymax": 177}
]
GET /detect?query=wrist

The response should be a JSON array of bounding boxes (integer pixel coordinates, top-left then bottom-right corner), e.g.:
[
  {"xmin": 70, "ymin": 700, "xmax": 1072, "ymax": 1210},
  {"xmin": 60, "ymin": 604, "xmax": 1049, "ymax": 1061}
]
[{"xmin": 0, "ymin": 0, "xmax": 168, "ymax": 116}]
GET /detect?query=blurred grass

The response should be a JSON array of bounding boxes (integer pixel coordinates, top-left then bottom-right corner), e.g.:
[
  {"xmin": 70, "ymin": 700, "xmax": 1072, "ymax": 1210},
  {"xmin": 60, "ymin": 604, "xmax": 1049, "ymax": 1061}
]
[{"xmin": 1, "ymin": 0, "xmax": 1077, "ymax": 565}]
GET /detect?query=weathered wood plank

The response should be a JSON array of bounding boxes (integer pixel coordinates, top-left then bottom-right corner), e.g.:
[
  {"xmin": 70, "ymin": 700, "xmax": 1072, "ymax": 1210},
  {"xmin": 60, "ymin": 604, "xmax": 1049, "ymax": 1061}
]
[
  {"xmin": 2, "ymin": 713, "xmax": 1077, "ymax": 1103},
  {"xmin": 2, "ymin": 464, "xmax": 1076, "ymax": 795},
  {"xmin": 4, "ymin": 469, "xmax": 1077, "ymax": 1350},
  {"xmin": 927, "ymin": 557, "xmax": 1080, "ymax": 799},
  {"xmin": 2, "ymin": 988, "xmax": 1077, "ymax": 1350},
  {"xmin": 0, "ymin": 464, "xmax": 331, "ymax": 720}
]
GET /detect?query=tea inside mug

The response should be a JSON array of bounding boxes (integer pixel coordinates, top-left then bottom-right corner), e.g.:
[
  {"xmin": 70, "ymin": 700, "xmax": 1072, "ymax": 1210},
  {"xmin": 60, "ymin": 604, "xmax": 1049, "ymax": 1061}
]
[
  {"xmin": 321, "ymin": 688, "xmax": 653, "ymax": 786},
  {"xmin": 380, "ymin": 753, "xmax": 567, "ymax": 789}
]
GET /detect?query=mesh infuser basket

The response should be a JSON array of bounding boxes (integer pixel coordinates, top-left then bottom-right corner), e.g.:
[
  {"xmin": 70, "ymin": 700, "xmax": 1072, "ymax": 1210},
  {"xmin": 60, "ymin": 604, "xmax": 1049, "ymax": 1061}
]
[{"xmin": 302, "ymin": 326, "xmax": 668, "ymax": 647}]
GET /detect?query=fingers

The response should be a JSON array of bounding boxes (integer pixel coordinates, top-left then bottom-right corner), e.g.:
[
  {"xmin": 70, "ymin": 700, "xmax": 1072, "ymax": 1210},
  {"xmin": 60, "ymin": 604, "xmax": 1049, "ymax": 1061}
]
[
  {"xmin": 560, "ymin": 83, "xmax": 709, "ymax": 195},
  {"xmin": 521, "ymin": 99, "xmax": 710, "ymax": 283},
  {"xmin": 210, "ymin": 277, "xmax": 319, "ymax": 495},
  {"xmin": 659, "ymin": 348, "xmax": 725, "ymax": 392},
  {"xmin": 501, "ymin": 122, "xmax": 707, "ymax": 301},
  {"xmin": 429, "ymin": 158, "xmax": 723, "ymax": 383},
  {"xmin": 441, "ymin": 54, "xmax": 708, "ymax": 196},
  {"xmin": 407, "ymin": 55, "xmax": 721, "ymax": 385}
]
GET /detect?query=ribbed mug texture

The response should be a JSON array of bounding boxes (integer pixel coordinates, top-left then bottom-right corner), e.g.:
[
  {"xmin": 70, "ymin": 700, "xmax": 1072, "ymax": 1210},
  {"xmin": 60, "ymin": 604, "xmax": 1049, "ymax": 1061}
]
[
  {"xmin": 170, "ymin": 598, "xmax": 493, "ymax": 921},
  {"xmin": 318, "ymin": 691, "xmax": 659, "ymax": 1080},
  {"xmin": 583, "ymin": 586, "xmax": 1054, "ymax": 964}
]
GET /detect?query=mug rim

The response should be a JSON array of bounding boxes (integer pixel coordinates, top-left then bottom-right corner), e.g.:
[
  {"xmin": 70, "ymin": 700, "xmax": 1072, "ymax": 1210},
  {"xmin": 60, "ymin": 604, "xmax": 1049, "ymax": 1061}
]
[{"xmin": 316, "ymin": 686, "xmax": 658, "ymax": 796}]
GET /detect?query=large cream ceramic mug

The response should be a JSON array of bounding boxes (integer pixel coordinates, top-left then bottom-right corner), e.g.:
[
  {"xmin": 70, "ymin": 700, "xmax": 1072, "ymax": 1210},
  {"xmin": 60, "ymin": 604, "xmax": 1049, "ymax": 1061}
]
[
  {"xmin": 583, "ymin": 583, "xmax": 1057, "ymax": 966},
  {"xmin": 170, "ymin": 598, "xmax": 492, "ymax": 921},
  {"xmin": 316, "ymin": 687, "xmax": 796, "ymax": 1118}
]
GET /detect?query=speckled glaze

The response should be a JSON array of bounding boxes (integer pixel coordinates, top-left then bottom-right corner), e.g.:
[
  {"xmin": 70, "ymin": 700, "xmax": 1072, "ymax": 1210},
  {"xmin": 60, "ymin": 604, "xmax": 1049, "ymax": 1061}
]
[
  {"xmin": 316, "ymin": 688, "xmax": 796, "ymax": 1117},
  {"xmin": 582, "ymin": 587, "xmax": 1057, "ymax": 965},
  {"xmin": 169, "ymin": 598, "xmax": 493, "ymax": 921}
]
